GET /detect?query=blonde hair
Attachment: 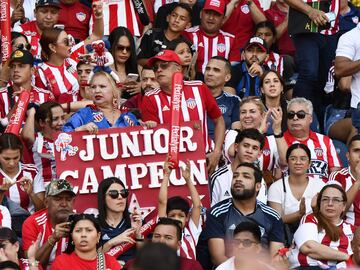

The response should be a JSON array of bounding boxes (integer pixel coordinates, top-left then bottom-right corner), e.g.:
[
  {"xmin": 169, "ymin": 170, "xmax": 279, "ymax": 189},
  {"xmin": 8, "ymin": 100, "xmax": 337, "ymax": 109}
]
[
  {"xmin": 89, "ymin": 71, "xmax": 120, "ymax": 99},
  {"xmin": 240, "ymin": 96, "xmax": 266, "ymax": 114}
]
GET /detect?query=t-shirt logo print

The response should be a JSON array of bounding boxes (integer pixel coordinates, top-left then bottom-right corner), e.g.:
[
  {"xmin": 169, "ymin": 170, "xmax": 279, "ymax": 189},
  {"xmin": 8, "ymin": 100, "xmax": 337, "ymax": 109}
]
[
  {"xmin": 210, "ymin": 0, "xmax": 220, "ymax": 7},
  {"xmin": 76, "ymin": 12, "xmax": 87, "ymax": 22},
  {"xmin": 217, "ymin": 43, "xmax": 226, "ymax": 53},
  {"xmin": 314, "ymin": 147, "xmax": 323, "ymax": 157},
  {"xmin": 93, "ymin": 111, "xmax": 104, "ymax": 122},
  {"xmin": 186, "ymin": 98, "xmax": 197, "ymax": 109}
]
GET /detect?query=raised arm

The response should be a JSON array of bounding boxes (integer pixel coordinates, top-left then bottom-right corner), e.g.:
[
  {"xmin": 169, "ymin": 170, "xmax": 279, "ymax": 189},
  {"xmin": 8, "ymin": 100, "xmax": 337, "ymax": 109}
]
[
  {"xmin": 158, "ymin": 160, "xmax": 173, "ymax": 218},
  {"xmin": 181, "ymin": 160, "xmax": 201, "ymax": 228},
  {"xmin": 21, "ymin": 107, "xmax": 36, "ymax": 144}
]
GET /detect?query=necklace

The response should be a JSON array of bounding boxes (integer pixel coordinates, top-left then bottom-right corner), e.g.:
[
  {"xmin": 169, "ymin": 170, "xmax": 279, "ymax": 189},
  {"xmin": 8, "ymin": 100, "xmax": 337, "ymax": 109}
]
[{"xmin": 105, "ymin": 218, "xmax": 118, "ymax": 227}]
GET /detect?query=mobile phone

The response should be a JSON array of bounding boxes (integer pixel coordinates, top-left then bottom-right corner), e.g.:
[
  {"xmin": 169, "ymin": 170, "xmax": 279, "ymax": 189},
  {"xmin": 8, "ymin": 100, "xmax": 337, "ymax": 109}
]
[
  {"xmin": 54, "ymin": 24, "xmax": 65, "ymax": 30},
  {"xmin": 126, "ymin": 73, "xmax": 139, "ymax": 82},
  {"xmin": 325, "ymin": 12, "xmax": 336, "ymax": 22}
]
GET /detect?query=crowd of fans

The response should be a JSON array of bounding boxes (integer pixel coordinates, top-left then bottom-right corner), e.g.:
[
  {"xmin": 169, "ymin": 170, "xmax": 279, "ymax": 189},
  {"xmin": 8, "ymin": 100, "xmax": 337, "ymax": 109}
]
[{"xmin": 0, "ymin": 0, "xmax": 359, "ymax": 269}]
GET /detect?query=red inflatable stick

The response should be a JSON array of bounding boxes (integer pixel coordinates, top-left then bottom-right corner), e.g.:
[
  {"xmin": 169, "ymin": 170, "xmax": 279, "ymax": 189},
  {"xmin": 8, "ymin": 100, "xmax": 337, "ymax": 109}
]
[
  {"xmin": 5, "ymin": 91, "xmax": 30, "ymax": 135},
  {"xmin": 168, "ymin": 72, "xmax": 183, "ymax": 169},
  {"xmin": 106, "ymin": 217, "xmax": 157, "ymax": 258},
  {"xmin": 0, "ymin": 0, "xmax": 11, "ymax": 64}
]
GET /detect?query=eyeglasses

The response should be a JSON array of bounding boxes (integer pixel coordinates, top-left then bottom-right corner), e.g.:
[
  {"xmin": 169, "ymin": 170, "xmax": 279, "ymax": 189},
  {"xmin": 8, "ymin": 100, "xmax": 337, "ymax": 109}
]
[
  {"xmin": 107, "ymin": 189, "xmax": 129, "ymax": 199},
  {"xmin": 320, "ymin": 197, "xmax": 344, "ymax": 204},
  {"xmin": 287, "ymin": 110, "xmax": 309, "ymax": 120},
  {"xmin": 153, "ymin": 61, "xmax": 177, "ymax": 72},
  {"xmin": 116, "ymin": 45, "xmax": 131, "ymax": 52},
  {"xmin": 232, "ymin": 239, "xmax": 258, "ymax": 248},
  {"xmin": 55, "ymin": 35, "xmax": 75, "ymax": 47},
  {"xmin": 288, "ymin": 156, "xmax": 309, "ymax": 163}
]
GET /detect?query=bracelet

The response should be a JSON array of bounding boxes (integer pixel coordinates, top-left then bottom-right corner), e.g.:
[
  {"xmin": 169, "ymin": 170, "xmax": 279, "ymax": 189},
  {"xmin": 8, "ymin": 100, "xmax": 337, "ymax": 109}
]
[
  {"xmin": 274, "ymin": 131, "xmax": 283, "ymax": 138},
  {"xmin": 47, "ymin": 236, "xmax": 56, "ymax": 247},
  {"xmin": 28, "ymin": 261, "xmax": 39, "ymax": 267}
]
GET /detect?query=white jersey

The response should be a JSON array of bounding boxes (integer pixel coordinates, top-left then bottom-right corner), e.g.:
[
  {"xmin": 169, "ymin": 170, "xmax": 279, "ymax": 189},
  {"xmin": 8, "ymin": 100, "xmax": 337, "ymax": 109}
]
[
  {"xmin": 0, "ymin": 205, "xmax": 11, "ymax": 228},
  {"xmin": 89, "ymin": 0, "xmax": 140, "ymax": 36},
  {"xmin": 210, "ymin": 164, "xmax": 268, "ymax": 206}
]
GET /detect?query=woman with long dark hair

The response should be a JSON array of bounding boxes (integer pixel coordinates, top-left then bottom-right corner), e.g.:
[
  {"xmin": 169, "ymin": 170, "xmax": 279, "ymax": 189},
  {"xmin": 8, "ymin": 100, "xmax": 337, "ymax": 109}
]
[
  {"xmin": 108, "ymin": 27, "xmax": 140, "ymax": 99},
  {"xmin": 268, "ymin": 144, "xmax": 324, "ymax": 239},
  {"xmin": 289, "ymin": 184, "xmax": 354, "ymax": 269},
  {"xmin": 51, "ymin": 214, "xmax": 121, "ymax": 269},
  {"xmin": 97, "ymin": 177, "xmax": 142, "ymax": 264}
]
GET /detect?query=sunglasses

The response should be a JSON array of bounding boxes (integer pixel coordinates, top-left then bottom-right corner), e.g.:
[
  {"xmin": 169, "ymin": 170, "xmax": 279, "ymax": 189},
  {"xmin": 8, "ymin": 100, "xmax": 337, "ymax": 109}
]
[
  {"xmin": 55, "ymin": 35, "xmax": 75, "ymax": 47},
  {"xmin": 232, "ymin": 239, "xmax": 258, "ymax": 248},
  {"xmin": 287, "ymin": 110, "xmax": 309, "ymax": 120},
  {"xmin": 15, "ymin": 43, "xmax": 31, "ymax": 50},
  {"xmin": 153, "ymin": 62, "xmax": 176, "ymax": 72},
  {"xmin": 107, "ymin": 189, "xmax": 129, "ymax": 199},
  {"xmin": 116, "ymin": 45, "xmax": 131, "ymax": 52}
]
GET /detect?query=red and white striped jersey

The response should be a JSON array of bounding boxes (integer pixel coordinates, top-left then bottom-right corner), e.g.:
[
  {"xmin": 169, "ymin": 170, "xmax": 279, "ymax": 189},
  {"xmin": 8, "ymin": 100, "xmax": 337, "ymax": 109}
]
[
  {"xmin": 0, "ymin": 86, "xmax": 54, "ymax": 118},
  {"xmin": 284, "ymin": 130, "xmax": 341, "ymax": 181},
  {"xmin": 12, "ymin": 21, "xmax": 41, "ymax": 60},
  {"xmin": 0, "ymin": 163, "xmax": 44, "ymax": 214},
  {"xmin": 89, "ymin": 0, "xmax": 140, "ymax": 36},
  {"xmin": 289, "ymin": 214, "xmax": 354, "ymax": 268},
  {"xmin": 141, "ymin": 81, "xmax": 222, "ymax": 152},
  {"xmin": 31, "ymin": 133, "xmax": 56, "ymax": 186},
  {"xmin": 264, "ymin": 52, "xmax": 284, "ymax": 77},
  {"xmin": 224, "ymin": 129, "xmax": 280, "ymax": 171},
  {"xmin": 179, "ymin": 219, "xmax": 201, "ymax": 260},
  {"xmin": 35, "ymin": 58, "xmax": 80, "ymax": 103},
  {"xmin": 0, "ymin": 205, "xmax": 11, "ymax": 228},
  {"xmin": 22, "ymin": 208, "xmax": 68, "ymax": 270},
  {"xmin": 328, "ymin": 167, "xmax": 360, "ymax": 226},
  {"xmin": 184, "ymin": 26, "xmax": 237, "ymax": 74}
]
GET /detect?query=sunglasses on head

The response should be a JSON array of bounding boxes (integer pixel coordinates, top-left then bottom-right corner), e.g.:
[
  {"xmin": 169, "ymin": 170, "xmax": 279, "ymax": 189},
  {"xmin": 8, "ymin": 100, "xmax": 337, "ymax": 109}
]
[
  {"xmin": 287, "ymin": 110, "xmax": 308, "ymax": 120},
  {"xmin": 116, "ymin": 45, "xmax": 131, "ymax": 52},
  {"xmin": 107, "ymin": 189, "xmax": 129, "ymax": 199}
]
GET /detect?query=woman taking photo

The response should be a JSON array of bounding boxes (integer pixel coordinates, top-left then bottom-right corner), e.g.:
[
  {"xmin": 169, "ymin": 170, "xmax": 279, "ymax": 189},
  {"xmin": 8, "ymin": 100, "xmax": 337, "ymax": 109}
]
[
  {"xmin": 51, "ymin": 214, "xmax": 121, "ymax": 270},
  {"xmin": 289, "ymin": 184, "xmax": 354, "ymax": 269},
  {"xmin": 108, "ymin": 27, "xmax": 140, "ymax": 100},
  {"xmin": 62, "ymin": 71, "xmax": 139, "ymax": 133},
  {"xmin": 98, "ymin": 177, "xmax": 142, "ymax": 264},
  {"xmin": 36, "ymin": 28, "xmax": 80, "ymax": 103},
  {"xmin": 268, "ymin": 143, "xmax": 324, "ymax": 240},
  {"xmin": 0, "ymin": 133, "xmax": 45, "ymax": 236}
]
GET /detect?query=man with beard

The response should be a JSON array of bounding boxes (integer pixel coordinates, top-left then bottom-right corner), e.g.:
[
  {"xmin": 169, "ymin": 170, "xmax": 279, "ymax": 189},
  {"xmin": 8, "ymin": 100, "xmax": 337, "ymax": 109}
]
[
  {"xmin": 22, "ymin": 179, "xmax": 75, "ymax": 269},
  {"xmin": 225, "ymin": 36, "xmax": 269, "ymax": 98},
  {"xmin": 124, "ymin": 67, "xmax": 160, "ymax": 110},
  {"xmin": 198, "ymin": 163, "xmax": 285, "ymax": 269}
]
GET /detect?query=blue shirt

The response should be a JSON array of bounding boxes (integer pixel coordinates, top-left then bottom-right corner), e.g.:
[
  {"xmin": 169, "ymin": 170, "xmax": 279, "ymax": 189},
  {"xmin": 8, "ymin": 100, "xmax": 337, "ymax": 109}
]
[
  {"xmin": 63, "ymin": 106, "xmax": 139, "ymax": 132},
  {"xmin": 207, "ymin": 91, "xmax": 240, "ymax": 140}
]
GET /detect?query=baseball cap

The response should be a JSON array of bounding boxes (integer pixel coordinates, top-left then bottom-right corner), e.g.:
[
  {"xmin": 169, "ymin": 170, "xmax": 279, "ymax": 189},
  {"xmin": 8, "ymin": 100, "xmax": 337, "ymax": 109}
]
[
  {"xmin": 244, "ymin": 36, "xmax": 269, "ymax": 53},
  {"xmin": 148, "ymin": 50, "xmax": 182, "ymax": 67},
  {"xmin": 9, "ymin": 49, "xmax": 34, "ymax": 66},
  {"xmin": 0, "ymin": 228, "xmax": 17, "ymax": 244},
  {"xmin": 35, "ymin": 0, "xmax": 61, "ymax": 8},
  {"xmin": 203, "ymin": 0, "xmax": 226, "ymax": 15},
  {"xmin": 45, "ymin": 179, "xmax": 76, "ymax": 197}
]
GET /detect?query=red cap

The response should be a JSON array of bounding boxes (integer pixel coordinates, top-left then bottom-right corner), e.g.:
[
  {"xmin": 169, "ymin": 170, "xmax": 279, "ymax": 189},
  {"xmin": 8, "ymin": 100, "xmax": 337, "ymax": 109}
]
[
  {"xmin": 148, "ymin": 50, "xmax": 182, "ymax": 67},
  {"xmin": 203, "ymin": 0, "xmax": 226, "ymax": 15}
]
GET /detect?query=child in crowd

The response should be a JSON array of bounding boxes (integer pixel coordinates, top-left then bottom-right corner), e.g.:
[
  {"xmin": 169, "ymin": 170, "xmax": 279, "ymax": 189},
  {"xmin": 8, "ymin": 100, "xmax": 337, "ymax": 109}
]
[{"xmin": 158, "ymin": 160, "xmax": 202, "ymax": 260}]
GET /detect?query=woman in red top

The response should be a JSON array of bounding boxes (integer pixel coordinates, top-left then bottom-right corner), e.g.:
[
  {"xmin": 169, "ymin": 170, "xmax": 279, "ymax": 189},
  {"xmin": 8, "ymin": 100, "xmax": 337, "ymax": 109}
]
[
  {"xmin": 51, "ymin": 214, "xmax": 121, "ymax": 270},
  {"xmin": 36, "ymin": 28, "xmax": 80, "ymax": 103}
]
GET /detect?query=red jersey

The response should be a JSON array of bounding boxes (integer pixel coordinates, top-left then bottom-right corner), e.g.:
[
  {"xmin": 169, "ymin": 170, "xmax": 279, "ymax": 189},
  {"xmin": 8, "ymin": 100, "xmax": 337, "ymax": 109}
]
[
  {"xmin": 58, "ymin": 1, "xmax": 91, "ymax": 41},
  {"xmin": 264, "ymin": 51, "xmax": 284, "ymax": 77},
  {"xmin": 89, "ymin": 0, "xmax": 140, "ymax": 36},
  {"xmin": 284, "ymin": 130, "xmax": 341, "ymax": 181},
  {"xmin": 221, "ymin": 0, "xmax": 264, "ymax": 54},
  {"xmin": 35, "ymin": 58, "xmax": 80, "ymax": 103},
  {"xmin": 265, "ymin": 4, "xmax": 296, "ymax": 56},
  {"xmin": 22, "ymin": 209, "xmax": 68, "ymax": 270},
  {"xmin": 30, "ymin": 133, "xmax": 56, "ymax": 185},
  {"xmin": 184, "ymin": 26, "xmax": 238, "ymax": 74},
  {"xmin": 289, "ymin": 214, "xmax": 354, "ymax": 268},
  {"xmin": 328, "ymin": 167, "xmax": 360, "ymax": 226},
  {"xmin": 12, "ymin": 21, "xmax": 41, "ymax": 60},
  {"xmin": 179, "ymin": 219, "xmax": 202, "ymax": 260},
  {"xmin": 0, "ymin": 163, "xmax": 44, "ymax": 214},
  {"xmin": 141, "ymin": 81, "xmax": 222, "ymax": 152},
  {"xmin": 0, "ymin": 86, "xmax": 54, "ymax": 118},
  {"xmin": 51, "ymin": 252, "xmax": 121, "ymax": 270}
]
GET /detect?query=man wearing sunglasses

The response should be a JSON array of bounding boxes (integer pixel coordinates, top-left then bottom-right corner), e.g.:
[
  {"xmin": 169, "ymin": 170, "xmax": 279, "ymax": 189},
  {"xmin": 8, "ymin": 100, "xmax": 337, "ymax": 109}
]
[
  {"xmin": 283, "ymin": 97, "xmax": 341, "ymax": 181},
  {"xmin": 22, "ymin": 179, "xmax": 76, "ymax": 269},
  {"xmin": 141, "ymin": 50, "xmax": 225, "ymax": 174},
  {"xmin": 0, "ymin": 49, "xmax": 54, "ymax": 122}
]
